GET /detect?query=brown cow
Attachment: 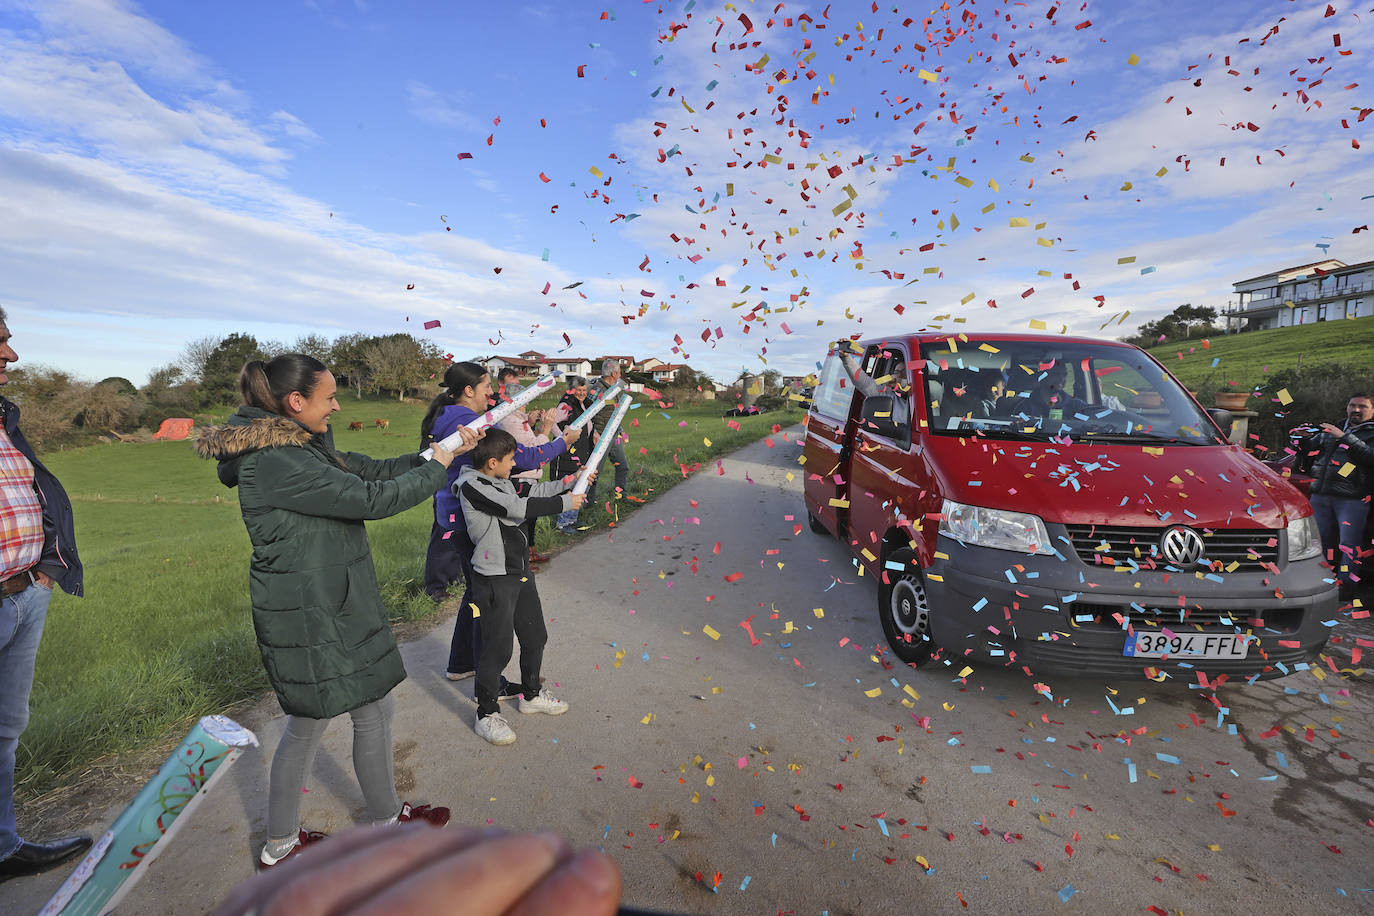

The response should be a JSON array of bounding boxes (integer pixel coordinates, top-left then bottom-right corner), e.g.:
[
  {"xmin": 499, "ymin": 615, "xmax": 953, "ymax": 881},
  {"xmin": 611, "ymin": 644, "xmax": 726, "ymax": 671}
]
[
  {"xmin": 348, "ymin": 421, "xmax": 364, "ymax": 431},
  {"xmin": 373, "ymin": 418, "xmax": 390, "ymax": 429}
]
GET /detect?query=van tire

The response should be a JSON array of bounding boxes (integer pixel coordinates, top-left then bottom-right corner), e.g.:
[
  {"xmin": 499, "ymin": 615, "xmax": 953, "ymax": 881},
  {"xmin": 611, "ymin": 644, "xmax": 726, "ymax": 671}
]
[
  {"xmin": 880, "ymin": 549, "xmax": 934, "ymax": 665},
  {"xmin": 807, "ymin": 510, "xmax": 827, "ymax": 534}
]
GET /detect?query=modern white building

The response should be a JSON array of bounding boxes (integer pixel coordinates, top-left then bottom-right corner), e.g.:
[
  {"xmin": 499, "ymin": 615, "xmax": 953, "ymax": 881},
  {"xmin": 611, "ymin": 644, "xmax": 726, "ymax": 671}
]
[{"xmin": 1227, "ymin": 258, "xmax": 1374, "ymax": 331}]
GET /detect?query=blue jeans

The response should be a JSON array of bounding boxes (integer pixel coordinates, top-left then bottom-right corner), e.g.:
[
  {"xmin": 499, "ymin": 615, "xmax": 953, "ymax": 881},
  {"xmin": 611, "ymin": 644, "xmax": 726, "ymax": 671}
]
[
  {"xmin": 0, "ymin": 580, "xmax": 53, "ymax": 859},
  {"xmin": 1310, "ymin": 493, "xmax": 1371, "ymax": 585}
]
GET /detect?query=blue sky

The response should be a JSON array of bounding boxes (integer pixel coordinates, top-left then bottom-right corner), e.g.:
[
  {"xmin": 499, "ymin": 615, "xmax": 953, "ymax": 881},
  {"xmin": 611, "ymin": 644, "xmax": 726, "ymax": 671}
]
[{"xmin": 0, "ymin": 0, "xmax": 1370, "ymax": 386}]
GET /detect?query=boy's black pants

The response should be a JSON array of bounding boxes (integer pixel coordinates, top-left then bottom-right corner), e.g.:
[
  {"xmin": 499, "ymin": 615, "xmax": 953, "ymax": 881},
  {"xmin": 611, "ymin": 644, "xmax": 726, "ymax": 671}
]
[{"xmin": 472, "ymin": 572, "xmax": 547, "ymax": 717}]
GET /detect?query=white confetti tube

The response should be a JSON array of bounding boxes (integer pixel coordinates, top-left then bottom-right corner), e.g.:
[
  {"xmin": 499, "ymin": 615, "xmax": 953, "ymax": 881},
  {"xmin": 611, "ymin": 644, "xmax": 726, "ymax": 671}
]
[
  {"xmin": 571, "ymin": 394, "xmax": 631, "ymax": 496},
  {"xmin": 568, "ymin": 382, "xmax": 624, "ymax": 430},
  {"xmin": 420, "ymin": 370, "xmax": 562, "ymax": 460}
]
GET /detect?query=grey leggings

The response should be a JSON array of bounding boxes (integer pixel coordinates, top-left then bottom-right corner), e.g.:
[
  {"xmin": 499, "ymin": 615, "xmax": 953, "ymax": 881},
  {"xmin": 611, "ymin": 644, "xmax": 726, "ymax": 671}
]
[{"xmin": 266, "ymin": 693, "xmax": 400, "ymax": 842}]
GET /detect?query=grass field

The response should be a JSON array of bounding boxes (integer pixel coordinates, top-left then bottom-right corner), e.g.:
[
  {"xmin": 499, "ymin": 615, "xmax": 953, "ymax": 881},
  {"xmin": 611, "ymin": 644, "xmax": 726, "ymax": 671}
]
[
  {"xmin": 21, "ymin": 392, "xmax": 801, "ymax": 797},
  {"xmin": 1143, "ymin": 315, "xmax": 1374, "ymax": 391}
]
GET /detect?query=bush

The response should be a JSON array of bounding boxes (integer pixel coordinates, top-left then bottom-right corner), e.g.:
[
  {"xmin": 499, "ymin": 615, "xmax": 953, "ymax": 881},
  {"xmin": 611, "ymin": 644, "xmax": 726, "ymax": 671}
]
[
  {"xmin": 1247, "ymin": 362, "xmax": 1374, "ymax": 456},
  {"xmin": 755, "ymin": 394, "xmax": 785, "ymax": 411}
]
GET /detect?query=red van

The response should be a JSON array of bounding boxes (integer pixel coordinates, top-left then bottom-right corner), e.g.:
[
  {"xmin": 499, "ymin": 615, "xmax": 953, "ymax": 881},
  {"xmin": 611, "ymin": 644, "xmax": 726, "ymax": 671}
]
[{"xmin": 802, "ymin": 333, "xmax": 1334, "ymax": 681}]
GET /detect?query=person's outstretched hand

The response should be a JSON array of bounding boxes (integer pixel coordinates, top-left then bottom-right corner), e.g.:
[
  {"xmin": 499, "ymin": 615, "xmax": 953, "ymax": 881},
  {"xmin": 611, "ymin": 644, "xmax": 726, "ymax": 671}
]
[{"xmin": 213, "ymin": 824, "xmax": 621, "ymax": 916}]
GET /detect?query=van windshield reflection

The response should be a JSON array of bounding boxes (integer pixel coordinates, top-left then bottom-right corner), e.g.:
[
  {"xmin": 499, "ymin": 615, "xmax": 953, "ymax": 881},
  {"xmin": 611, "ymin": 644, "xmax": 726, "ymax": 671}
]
[{"xmin": 919, "ymin": 340, "xmax": 1225, "ymax": 445}]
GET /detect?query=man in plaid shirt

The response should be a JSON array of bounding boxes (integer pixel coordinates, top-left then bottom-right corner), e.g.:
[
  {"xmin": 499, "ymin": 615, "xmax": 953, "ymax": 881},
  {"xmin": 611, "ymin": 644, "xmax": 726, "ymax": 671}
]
[{"xmin": 0, "ymin": 307, "xmax": 89, "ymax": 884}]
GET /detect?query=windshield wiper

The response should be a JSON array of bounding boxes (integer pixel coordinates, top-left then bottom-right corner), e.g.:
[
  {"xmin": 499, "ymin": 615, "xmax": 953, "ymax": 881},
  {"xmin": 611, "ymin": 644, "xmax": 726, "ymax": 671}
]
[{"xmin": 1078, "ymin": 432, "xmax": 1211, "ymax": 446}]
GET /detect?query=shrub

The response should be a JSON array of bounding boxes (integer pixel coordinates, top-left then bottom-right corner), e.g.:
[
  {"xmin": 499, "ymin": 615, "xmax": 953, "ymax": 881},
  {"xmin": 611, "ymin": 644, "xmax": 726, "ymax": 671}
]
[{"xmin": 1247, "ymin": 362, "xmax": 1374, "ymax": 456}]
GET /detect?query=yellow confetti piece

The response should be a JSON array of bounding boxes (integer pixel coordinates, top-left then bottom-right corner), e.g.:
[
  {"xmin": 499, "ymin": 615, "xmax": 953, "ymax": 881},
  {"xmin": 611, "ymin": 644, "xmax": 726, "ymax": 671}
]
[
  {"xmin": 1009, "ymin": 216, "xmax": 1030, "ymax": 227},
  {"xmin": 1028, "ymin": 319, "xmax": 1047, "ymax": 330},
  {"xmin": 1277, "ymin": 387, "xmax": 1294, "ymax": 405},
  {"xmin": 1207, "ymin": 843, "xmax": 1221, "ymax": 851},
  {"xmin": 640, "ymin": 713, "xmax": 655, "ymax": 725},
  {"xmin": 706, "ymin": 773, "xmax": 715, "ymax": 786},
  {"xmin": 954, "ymin": 175, "xmax": 973, "ymax": 188},
  {"xmin": 981, "ymin": 202, "xmax": 995, "ymax": 214},
  {"xmin": 829, "ymin": 497, "xmax": 850, "ymax": 508},
  {"xmin": 469, "ymin": 603, "xmax": 481, "ymax": 618},
  {"xmin": 1105, "ymin": 834, "xmax": 1122, "ymax": 840},
  {"xmin": 783, "ymin": 621, "xmax": 795, "ymax": 634},
  {"xmin": 813, "ymin": 607, "xmax": 824, "ymax": 618},
  {"xmin": 1118, "ymin": 255, "xmax": 1136, "ymax": 264},
  {"xmin": 1120, "ymin": 181, "xmax": 1133, "ymax": 191},
  {"xmin": 864, "ymin": 687, "xmax": 883, "ymax": 698},
  {"xmin": 1127, "ymin": 52, "xmax": 1140, "ymax": 66},
  {"xmin": 957, "ymin": 666, "xmax": 973, "ymax": 677},
  {"xmin": 942, "ymin": 701, "xmax": 955, "ymax": 711},
  {"xmin": 1155, "ymin": 166, "xmax": 1168, "ymax": 177},
  {"xmin": 917, "ymin": 68, "xmax": 937, "ymax": 82},
  {"xmin": 1037, "ymin": 237, "xmax": 1054, "ymax": 247},
  {"xmin": 960, "ymin": 291, "xmax": 975, "ymax": 305},
  {"xmin": 916, "ymin": 855, "xmax": 930, "ymax": 869},
  {"xmin": 703, "ymin": 625, "xmax": 721, "ymax": 640},
  {"xmin": 897, "ymin": 737, "xmax": 904, "ymax": 755},
  {"xmin": 703, "ymin": 437, "xmax": 712, "ymax": 447},
  {"xmin": 903, "ymin": 684, "xmax": 921, "ymax": 700},
  {"xmin": 712, "ymin": 686, "xmax": 723, "ymax": 694},
  {"xmin": 988, "ymin": 177, "xmax": 999, "ymax": 191}
]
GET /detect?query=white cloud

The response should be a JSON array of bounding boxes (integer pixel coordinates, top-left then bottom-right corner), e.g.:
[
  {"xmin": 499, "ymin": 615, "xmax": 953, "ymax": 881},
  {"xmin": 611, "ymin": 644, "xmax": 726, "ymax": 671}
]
[{"xmin": 405, "ymin": 80, "xmax": 483, "ymax": 132}]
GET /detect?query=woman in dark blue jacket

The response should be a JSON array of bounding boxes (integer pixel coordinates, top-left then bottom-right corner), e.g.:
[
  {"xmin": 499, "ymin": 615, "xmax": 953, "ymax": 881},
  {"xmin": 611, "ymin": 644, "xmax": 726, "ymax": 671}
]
[{"xmin": 419, "ymin": 362, "xmax": 574, "ymax": 679}]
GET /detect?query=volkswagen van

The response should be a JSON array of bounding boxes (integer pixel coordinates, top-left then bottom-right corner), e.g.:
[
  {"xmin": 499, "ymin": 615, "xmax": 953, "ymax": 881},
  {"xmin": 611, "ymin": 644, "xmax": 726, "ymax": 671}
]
[{"xmin": 802, "ymin": 333, "xmax": 1334, "ymax": 680}]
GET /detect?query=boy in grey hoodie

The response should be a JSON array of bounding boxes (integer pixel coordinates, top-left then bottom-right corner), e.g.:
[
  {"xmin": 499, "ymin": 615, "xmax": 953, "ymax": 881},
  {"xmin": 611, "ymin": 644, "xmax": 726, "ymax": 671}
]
[{"xmin": 457, "ymin": 429, "xmax": 589, "ymax": 745}]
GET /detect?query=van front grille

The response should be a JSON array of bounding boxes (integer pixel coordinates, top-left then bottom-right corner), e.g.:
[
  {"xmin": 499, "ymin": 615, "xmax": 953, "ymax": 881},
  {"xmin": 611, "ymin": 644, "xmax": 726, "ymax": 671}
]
[{"xmin": 1064, "ymin": 524, "xmax": 1281, "ymax": 572}]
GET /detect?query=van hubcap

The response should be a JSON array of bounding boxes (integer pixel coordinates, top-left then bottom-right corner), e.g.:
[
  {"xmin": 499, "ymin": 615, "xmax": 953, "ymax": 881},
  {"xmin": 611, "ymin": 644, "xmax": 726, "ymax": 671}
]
[{"xmin": 890, "ymin": 578, "xmax": 930, "ymax": 636}]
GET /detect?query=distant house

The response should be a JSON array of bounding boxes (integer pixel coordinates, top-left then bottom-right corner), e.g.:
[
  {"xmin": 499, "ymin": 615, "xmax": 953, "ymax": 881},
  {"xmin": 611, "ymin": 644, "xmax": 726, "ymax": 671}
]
[
  {"xmin": 483, "ymin": 355, "xmax": 544, "ymax": 378},
  {"xmin": 636, "ymin": 357, "xmax": 665, "ymax": 372},
  {"xmin": 651, "ymin": 363, "xmax": 690, "ymax": 383},
  {"xmin": 547, "ymin": 357, "xmax": 593, "ymax": 378},
  {"xmin": 519, "ymin": 350, "xmax": 546, "ymax": 361},
  {"xmin": 1227, "ymin": 258, "xmax": 1374, "ymax": 331},
  {"xmin": 597, "ymin": 355, "xmax": 636, "ymax": 373}
]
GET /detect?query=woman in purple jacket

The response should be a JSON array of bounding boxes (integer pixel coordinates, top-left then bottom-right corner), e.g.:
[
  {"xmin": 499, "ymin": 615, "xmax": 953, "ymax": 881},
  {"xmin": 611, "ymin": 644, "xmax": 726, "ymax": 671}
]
[{"xmin": 420, "ymin": 362, "xmax": 575, "ymax": 679}]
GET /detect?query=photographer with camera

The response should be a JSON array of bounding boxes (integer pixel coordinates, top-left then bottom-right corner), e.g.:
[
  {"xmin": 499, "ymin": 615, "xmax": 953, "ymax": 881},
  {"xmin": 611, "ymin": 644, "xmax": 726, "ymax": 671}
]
[{"xmin": 1297, "ymin": 393, "xmax": 1374, "ymax": 601}]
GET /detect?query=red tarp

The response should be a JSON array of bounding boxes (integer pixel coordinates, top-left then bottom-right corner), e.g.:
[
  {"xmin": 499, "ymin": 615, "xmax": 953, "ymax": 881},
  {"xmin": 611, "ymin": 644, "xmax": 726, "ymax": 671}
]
[{"xmin": 153, "ymin": 418, "xmax": 194, "ymax": 441}]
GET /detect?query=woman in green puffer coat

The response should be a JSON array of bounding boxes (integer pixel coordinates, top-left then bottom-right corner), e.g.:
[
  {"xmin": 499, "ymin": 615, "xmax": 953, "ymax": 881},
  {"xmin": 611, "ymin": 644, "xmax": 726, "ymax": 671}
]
[{"xmin": 196, "ymin": 353, "xmax": 478, "ymax": 869}]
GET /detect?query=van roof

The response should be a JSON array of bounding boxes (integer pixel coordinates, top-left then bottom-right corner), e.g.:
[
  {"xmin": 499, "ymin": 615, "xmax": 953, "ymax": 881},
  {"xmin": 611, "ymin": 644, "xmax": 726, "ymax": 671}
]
[{"xmin": 846, "ymin": 331, "xmax": 1139, "ymax": 351}]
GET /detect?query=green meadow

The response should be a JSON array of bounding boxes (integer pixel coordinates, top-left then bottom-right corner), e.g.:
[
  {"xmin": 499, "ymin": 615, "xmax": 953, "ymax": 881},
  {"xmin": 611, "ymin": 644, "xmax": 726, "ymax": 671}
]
[
  {"xmin": 21, "ymin": 393, "xmax": 801, "ymax": 798},
  {"xmin": 1144, "ymin": 315, "xmax": 1374, "ymax": 390}
]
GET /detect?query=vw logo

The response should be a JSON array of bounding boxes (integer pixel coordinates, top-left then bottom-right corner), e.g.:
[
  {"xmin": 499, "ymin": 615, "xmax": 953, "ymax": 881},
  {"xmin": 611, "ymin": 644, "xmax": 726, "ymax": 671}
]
[{"xmin": 1159, "ymin": 526, "xmax": 1205, "ymax": 565}]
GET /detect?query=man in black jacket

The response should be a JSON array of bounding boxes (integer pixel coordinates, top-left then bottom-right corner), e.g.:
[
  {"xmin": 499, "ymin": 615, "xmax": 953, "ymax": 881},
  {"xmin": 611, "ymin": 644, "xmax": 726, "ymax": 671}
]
[
  {"xmin": 0, "ymin": 308, "xmax": 90, "ymax": 883},
  {"xmin": 1301, "ymin": 393, "xmax": 1374, "ymax": 600}
]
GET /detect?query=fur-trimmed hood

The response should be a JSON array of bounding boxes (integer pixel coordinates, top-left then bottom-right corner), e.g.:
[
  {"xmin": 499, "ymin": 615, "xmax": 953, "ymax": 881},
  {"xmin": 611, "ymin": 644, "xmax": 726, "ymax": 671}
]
[{"xmin": 196, "ymin": 406, "xmax": 320, "ymax": 488}]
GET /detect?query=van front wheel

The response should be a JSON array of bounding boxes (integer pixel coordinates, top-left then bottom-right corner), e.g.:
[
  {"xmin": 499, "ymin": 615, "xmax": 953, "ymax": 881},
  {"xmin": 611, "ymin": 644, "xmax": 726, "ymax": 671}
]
[{"xmin": 880, "ymin": 549, "xmax": 934, "ymax": 665}]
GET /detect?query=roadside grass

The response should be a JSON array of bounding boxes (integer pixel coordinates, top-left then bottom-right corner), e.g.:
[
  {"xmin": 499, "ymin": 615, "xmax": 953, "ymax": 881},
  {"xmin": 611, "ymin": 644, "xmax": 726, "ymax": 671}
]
[
  {"xmin": 21, "ymin": 394, "xmax": 799, "ymax": 797},
  {"xmin": 1144, "ymin": 315, "xmax": 1374, "ymax": 391}
]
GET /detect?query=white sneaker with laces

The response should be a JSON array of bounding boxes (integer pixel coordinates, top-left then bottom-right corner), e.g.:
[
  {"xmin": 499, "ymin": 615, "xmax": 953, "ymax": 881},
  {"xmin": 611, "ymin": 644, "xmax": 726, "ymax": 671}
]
[
  {"xmin": 475, "ymin": 712, "xmax": 517, "ymax": 745},
  {"xmin": 519, "ymin": 688, "xmax": 569, "ymax": 716}
]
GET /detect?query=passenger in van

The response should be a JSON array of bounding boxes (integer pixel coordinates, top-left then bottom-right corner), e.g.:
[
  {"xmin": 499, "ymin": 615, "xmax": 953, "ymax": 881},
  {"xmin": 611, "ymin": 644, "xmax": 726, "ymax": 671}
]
[
  {"xmin": 1006, "ymin": 361, "xmax": 1089, "ymax": 422},
  {"xmin": 973, "ymin": 372, "xmax": 1007, "ymax": 418},
  {"xmin": 837, "ymin": 347, "xmax": 881, "ymax": 397}
]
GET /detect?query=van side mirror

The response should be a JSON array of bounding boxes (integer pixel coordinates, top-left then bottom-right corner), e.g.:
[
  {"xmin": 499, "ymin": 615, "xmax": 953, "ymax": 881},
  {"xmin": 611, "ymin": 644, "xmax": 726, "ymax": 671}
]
[
  {"xmin": 860, "ymin": 394, "xmax": 908, "ymax": 439},
  {"xmin": 1206, "ymin": 407, "xmax": 1234, "ymax": 439}
]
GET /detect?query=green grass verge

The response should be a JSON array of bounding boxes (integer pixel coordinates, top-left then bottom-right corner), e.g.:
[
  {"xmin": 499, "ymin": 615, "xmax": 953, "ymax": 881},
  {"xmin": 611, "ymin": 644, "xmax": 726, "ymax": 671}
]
[
  {"xmin": 1144, "ymin": 315, "xmax": 1374, "ymax": 391},
  {"xmin": 20, "ymin": 394, "xmax": 799, "ymax": 797}
]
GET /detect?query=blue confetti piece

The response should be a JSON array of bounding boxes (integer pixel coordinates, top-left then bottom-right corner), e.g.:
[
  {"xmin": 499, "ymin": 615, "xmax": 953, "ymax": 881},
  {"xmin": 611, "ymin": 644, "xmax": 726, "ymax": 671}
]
[
  {"xmin": 878, "ymin": 818, "xmax": 890, "ymax": 836},
  {"xmin": 1275, "ymin": 751, "xmax": 1288, "ymax": 768},
  {"xmin": 771, "ymin": 833, "xmax": 777, "ymax": 847},
  {"xmin": 1125, "ymin": 758, "xmax": 1138, "ymax": 783},
  {"xmin": 970, "ymin": 765, "xmax": 992, "ymax": 774},
  {"xmin": 1058, "ymin": 884, "xmax": 1077, "ymax": 903},
  {"xmin": 972, "ymin": 597, "xmax": 988, "ymax": 611},
  {"xmin": 739, "ymin": 876, "xmax": 752, "ymax": 891},
  {"xmin": 1156, "ymin": 753, "xmax": 1180, "ymax": 765}
]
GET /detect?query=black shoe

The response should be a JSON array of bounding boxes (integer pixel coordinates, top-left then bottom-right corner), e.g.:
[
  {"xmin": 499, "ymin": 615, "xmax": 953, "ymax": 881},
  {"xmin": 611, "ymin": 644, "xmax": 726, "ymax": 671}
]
[
  {"xmin": 0, "ymin": 836, "xmax": 93, "ymax": 882},
  {"xmin": 499, "ymin": 678, "xmax": 525, "ymax": 699}
]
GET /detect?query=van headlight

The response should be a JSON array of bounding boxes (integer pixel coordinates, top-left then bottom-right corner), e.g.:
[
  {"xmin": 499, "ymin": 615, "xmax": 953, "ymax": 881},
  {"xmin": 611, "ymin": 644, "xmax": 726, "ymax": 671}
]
[
  {"xmin": 939, "ymin": 499, "xmax": 1055, "ymax": 555},
  {"xmin": 1287, "ymin": 515, "xmax": 1322, "ymax": 562}
]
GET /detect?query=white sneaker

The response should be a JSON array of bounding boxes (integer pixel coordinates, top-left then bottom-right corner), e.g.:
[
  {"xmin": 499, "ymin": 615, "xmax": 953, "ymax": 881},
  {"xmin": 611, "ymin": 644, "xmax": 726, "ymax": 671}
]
[
  {"xmin": 475, "ymin": 712, "xmax": 517, "ymax": 745},
  {"xmin": 519, "ymin": 688, "xmax": 568, "ymax": 716}
]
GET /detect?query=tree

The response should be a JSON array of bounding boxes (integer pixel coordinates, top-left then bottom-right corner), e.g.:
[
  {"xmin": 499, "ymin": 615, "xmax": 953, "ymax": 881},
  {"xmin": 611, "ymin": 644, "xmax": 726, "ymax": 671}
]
[
  {"xmin": 198, "ymin": 333, "xmax": 265, "ymax": 406},
  {"xmin": 364, "ymin": 333, "xmax": 447, "ymax": 401},
  {"xmin": 1125, "ymin": 303, "xmax": 1219, "ymax": 345},
  {"xmin": 80, "ymin": 380, "xmax": 140, "ymax": 430},
  {"xmin": 3, "ymin": 366, "xmax": 87, "ymax": 445},
  {"xmin": 293, "ymin": 333, "xmax": 334, "ymax": 365},
  {"xmin": 331, "ymin": 333, "xmax": 376, "ymax": 399},
  {"xmin": 177, "ymin": 335, "xmax": 220, "ymax": 383}
]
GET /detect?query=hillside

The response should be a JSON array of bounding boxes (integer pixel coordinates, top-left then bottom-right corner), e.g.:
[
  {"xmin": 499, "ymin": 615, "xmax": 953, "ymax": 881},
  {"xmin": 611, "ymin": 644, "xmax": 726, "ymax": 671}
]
[{"xmin": 1143, "ymin": 316, "xmax": 1374, "ymax": 390}]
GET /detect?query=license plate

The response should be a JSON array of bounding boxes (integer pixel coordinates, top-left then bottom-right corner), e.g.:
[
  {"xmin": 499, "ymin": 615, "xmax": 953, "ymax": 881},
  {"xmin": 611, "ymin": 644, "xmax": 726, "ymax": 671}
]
[{"xmin": 1123, "ymin": 632, "xmax": 1249, "ymax": 659}]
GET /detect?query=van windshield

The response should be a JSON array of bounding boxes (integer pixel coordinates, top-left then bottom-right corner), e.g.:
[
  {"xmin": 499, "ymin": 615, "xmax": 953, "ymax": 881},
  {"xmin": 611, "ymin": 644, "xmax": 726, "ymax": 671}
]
[{"xmin": 918, "ymin": 340, "xmax": 1226, "ymax": 445}]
